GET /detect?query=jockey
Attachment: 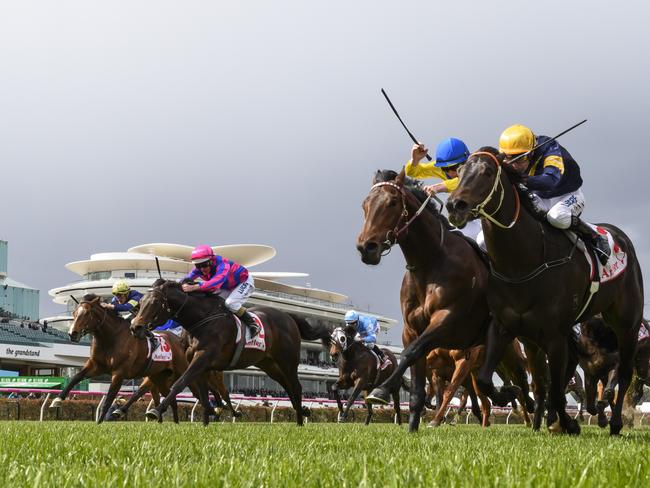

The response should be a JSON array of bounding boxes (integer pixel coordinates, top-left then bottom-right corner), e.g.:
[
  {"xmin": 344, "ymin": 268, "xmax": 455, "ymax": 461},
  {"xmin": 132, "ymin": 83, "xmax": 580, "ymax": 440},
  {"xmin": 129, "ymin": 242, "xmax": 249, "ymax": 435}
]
[
  {"xmin": 102, "ymin": 280, "xmax": 143, "ymax": 315},
  {"xmin": 406, "ymin": 138, "xmax": 481, "ymax": 241},
  {"xmin": 182, "ymin": 245, "xmax": 260, "ymax": 337},
  {"xmin": 344, "ymin": 310, "xmax": 391, "ymax": 370},
  {"xmin": 498, "ymin": 124, "xmax": 610, "ymax": 265}
]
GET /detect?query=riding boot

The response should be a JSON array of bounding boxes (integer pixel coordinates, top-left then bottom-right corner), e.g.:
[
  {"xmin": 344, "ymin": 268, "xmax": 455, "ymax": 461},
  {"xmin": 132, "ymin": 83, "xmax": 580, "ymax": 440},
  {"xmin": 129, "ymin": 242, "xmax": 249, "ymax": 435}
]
[
  {"xmin": 236, "ymin": 307, "xmax": 260, "ymax": 337},
  {"xmin": 570, "ymin": 215, "xmax": 611, "ymax": 266},
  {"xmin": 373, "ymin": 345, "xmax": 391, "ymax": 369}
]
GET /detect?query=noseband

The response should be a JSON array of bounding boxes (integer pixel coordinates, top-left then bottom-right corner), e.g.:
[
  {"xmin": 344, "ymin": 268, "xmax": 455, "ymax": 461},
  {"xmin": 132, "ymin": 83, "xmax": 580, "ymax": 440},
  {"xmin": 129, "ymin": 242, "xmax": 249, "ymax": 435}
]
[
  {"xmin": 370, "ymin": 180, "xmax": 442, "ymax": 254},
  {"xmin": 467, "ymin": 151, "xmax": 520, "ymax": 229},
  {"xmin": 74, "ymin": 302, "xmax": 107, "ymax": 338}
]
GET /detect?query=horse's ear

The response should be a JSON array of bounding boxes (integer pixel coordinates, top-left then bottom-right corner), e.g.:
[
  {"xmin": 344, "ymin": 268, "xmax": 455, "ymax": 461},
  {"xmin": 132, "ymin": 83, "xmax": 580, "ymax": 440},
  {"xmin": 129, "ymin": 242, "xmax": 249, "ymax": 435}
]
[
  {"xmin": 91, "ymin": 297, "xmax": 100, "ymax": 304},
  {"xmin": 395, "ymin": 167, "xmax": 406, "ymax": 185},
  {"xmin": 372, "ymin": 170, "xmax": 382, "ymax": 185}
]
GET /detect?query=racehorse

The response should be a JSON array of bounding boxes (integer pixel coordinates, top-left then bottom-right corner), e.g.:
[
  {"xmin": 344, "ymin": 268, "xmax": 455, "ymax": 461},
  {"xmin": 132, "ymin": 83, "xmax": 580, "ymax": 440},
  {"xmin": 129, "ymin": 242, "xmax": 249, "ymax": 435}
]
[
  {"xmin": 628, "ymin": 319, "xmax": 650, "ymax": 407},
  {"xmin": 357, "ymin": 170, "xmax": 535, "ymax": 432},
  {"xmin": 130, "ymin": 279, "xmax": 331, "ymax": 426},
  {"xmin": 446, "ymin": 147, "xmax": 644, "ymax": 435},
  {"xmin": 329, "ymin": 326, "xmax": 403, "ymax": 425},
  {"xmin": 50, "ymin": 295, "xmax": 227, "ymax": 423}
]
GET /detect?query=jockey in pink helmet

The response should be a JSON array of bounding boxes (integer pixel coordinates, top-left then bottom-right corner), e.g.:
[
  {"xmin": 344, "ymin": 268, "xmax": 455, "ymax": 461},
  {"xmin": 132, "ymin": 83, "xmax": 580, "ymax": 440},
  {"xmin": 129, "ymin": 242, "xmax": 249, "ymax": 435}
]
[{"xmin": 182, "ymin": 245, "xmax": 260, "ymax": 337}]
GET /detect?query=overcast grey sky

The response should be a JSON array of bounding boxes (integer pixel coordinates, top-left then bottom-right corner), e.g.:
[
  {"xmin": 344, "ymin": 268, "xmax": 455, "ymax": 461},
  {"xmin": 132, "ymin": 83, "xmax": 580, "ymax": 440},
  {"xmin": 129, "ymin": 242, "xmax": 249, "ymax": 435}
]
[{"xmin": 1, "ymin": 1, "xmax": 648, "ymax": 343}]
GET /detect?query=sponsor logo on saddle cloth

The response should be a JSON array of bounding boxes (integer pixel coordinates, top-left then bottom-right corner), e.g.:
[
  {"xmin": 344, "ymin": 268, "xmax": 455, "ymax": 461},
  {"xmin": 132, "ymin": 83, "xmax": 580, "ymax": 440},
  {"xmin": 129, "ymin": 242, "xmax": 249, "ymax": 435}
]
[
  {"xmin": 582, "ymin": 224, "xmax": 627, "ymax": 283},
  {"xmin": 233, "ymin": 312, "xmax": 266, "ymax": 351},
  {"xmin": 148, "ymin": 333, "xmax": 173, "ymax": 362}
]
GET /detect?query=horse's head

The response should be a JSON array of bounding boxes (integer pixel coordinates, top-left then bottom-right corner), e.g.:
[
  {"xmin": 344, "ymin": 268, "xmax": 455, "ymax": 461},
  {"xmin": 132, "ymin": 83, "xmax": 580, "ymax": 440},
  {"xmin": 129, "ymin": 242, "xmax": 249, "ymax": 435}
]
[
  {"xmin": 329, "ymin": 326, "xmax": 354, "ymax": 361},
  {"xmin": 69, "ymin": 295, "xmax": 105, "ymax": 343},
  {"xmin": 446, "ymin": 147, "xmax": 507, "ymax": 228},
  {"xmin": 356, "ymin": 169, "xmax": 411, "ymax": 265},
  {"xmin": 130, "ymin": 279, "xmax": 181, "ymax": 339}
]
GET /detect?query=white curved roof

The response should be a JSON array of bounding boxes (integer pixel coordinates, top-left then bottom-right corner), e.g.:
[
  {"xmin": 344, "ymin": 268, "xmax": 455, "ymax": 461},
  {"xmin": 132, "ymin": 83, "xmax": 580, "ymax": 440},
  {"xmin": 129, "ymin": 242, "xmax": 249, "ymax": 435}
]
[
  {"xmin": 66, "ymin": 253, "xmax": 191, "ymax": 276},
  {"xmin": 250, "ymin": 272, "xmax": 309, "ymax": 281},
  {"xmin": 127, "ymin": 243, "xmax": 276, "ymax": 267}
]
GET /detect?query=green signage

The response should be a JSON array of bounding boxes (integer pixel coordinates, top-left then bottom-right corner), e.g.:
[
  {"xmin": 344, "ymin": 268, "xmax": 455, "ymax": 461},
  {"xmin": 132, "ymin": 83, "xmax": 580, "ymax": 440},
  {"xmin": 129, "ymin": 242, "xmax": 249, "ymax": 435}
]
[{"xmin": 0, "ymin": 376, "xmax": 65, "ymax": 389}]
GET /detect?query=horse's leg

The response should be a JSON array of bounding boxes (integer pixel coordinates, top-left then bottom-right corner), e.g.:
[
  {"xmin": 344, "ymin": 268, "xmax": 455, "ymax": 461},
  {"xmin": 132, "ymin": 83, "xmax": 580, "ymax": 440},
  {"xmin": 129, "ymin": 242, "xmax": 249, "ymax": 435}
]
[
  {"xmin": 523, "ymin": 340, "xmax": 548, "ymax": 431},
  {"xmin": 170, "ymin": 398, "xmax": 179, "ymax": 424},
  {"xmin": 392, "ymin": 389, "xmax": 402, "ymax": 426},
  {"xmin": 407, "ymin": 356, "xmax": 427, "ymax": 433},
  {"xmin": 475, "ymin": 321, "xmax": 518, "ymax": 407},
  {"xmin": 262, "ymin": 361, "xmax": 305, "ymax": 426},
  {"xmin": 208, "ymin": 372, "xmax": 240, "ymax": 418},
  {"xmin": 430, "ymin": 355, "xmax": 471, "ymax": 428},
  {"xmin": 547, "ymin": 338, "xmax": 579, "ymax": 435},
  {"xmin": 364, "ymin": 396, "xmax": 373, "ymax": 426},
  {"xmin": 98, "ymin": 375, "xmax": 124, "ymax": 425},
  {"xmin": 340, "ymin": 378, "xmax": 364, "ymax": 423},
  {"xmin": 609, "ymin": 323, "xmax": 637, "ymax": 435},
  {"xmin": 50, "ymin": 364, "xmax": 97, "ymax": 408},
  {"xmin": 596, "ymin": 379, "xmax": 609, "ymax": 429},
  {"xmin": 147, "ymin": 350, "xmax": 212, "ymax": 421},
  {"xmin": 194, "ymin": 376, "xmax": 212, "ymax": 427},
  {"xmin": 584, "ymin": 373, "xmax": 598, "ymax": 416},
  {"xmin": 111, "ymin": 379, "xmax": 152, "ymax": 419},
  {"xmin": 331, "ymin": 382, "xmax": 344, "ymax": 420},
  {"xmin": 463, "ymin": 378, "xmax": 482, "ymax": 423},
  {"xmin": 471, "ymin": 373, "xmax": 491, "ymax": 428}
]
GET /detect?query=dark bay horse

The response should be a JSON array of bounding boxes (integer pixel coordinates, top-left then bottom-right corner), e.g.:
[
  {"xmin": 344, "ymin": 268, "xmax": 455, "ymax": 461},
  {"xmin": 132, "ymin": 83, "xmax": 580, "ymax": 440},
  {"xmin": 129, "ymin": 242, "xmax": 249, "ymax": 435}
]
[
  {"xmin": 50, "ymin": 295, "xmax": 225, "ymax": 423},
  {"xmin": 329, "ymin": 326, "xmax": 403, "ymax": 425},
  {"xmin": 130, "ymin": 280, "xmax": 331, "ymax": 426},
  {"xmin": 356, "ymin": 170, "xmax": 534, "ymax": 432},
  {"xmin": 447, "ymin": 147, "xmax": 644, "ymax": 435}
]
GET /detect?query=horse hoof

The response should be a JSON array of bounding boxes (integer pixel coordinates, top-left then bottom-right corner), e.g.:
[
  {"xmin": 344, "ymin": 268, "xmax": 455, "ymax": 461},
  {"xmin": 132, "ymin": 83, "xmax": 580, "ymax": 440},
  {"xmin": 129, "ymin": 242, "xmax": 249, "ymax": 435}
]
[
  {"xmin": 597, "ymin": 413, "xmax": 609, "ymax": 429},
  {"xmin": 525, "ymin": 396, "xmax": 536, "ymax": 414},
  {"xmin": 145, "ymin": 409, "xmax": 161, "ymax": 421},
  {"xmin": 111, "ymin": 409, "xmax": 124, "ymax": 419},
  {"xmin": 49, "ymin": 398, "xmax": 62, "ymax": 409},
  {"xmin": 566, "ymin": 418, "xmax": 581, "ymax": 435},
  {"xmin": 337, "ymin": 416, "xmax": 347, "ymax": 424},
  {"xmin": 427, "ymin": 420, "xmax": 442, "ymax": 428},
  {"xmin": 548, "ymin": 419, "xmax": 563, "ymax": 434},
  {"xmin": 366, "ymin": 388, "xmax": 389, "ymax": 405},
  {"xmin": 232, "ymin": 410, "xmax": 243, "ymax": 418}
]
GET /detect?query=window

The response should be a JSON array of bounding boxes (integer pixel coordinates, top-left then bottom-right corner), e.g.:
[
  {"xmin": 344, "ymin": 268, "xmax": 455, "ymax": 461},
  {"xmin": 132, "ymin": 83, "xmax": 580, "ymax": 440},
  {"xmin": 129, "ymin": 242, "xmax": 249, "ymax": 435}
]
[{"xmin": 124, "ymin": 273, "xmax": 136, "ymax": 279}]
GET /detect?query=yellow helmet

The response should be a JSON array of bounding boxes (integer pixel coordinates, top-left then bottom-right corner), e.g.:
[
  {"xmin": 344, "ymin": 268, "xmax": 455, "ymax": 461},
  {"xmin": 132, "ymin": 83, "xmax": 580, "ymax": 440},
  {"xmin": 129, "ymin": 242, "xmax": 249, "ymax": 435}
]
[
  {"xmin": 112, "ymin": 280, "xmax": 130, "ymax": 296},
  {"xmin": 499, "ymin": 125, "xmax": 535, "ymax": 155}
]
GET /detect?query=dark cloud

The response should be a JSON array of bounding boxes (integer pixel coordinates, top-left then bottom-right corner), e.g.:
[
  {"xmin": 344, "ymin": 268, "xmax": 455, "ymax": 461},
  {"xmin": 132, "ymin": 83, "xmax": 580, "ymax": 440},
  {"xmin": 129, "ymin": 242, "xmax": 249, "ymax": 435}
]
[{"xmin": 1, "ymin": 1, "xmax": 648, "ymax": 342}]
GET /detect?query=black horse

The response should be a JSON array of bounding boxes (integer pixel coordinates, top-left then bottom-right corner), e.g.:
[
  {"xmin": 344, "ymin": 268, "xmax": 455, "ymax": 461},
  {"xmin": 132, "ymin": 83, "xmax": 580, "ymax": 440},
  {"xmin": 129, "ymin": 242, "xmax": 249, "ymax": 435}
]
[
  {"xmin": 130, "ymin": 279, "xmax": 331, "ymax": 426},
  {"xmin": 447, "ymin": 147, "xmax": 644, "ymax": 435}
]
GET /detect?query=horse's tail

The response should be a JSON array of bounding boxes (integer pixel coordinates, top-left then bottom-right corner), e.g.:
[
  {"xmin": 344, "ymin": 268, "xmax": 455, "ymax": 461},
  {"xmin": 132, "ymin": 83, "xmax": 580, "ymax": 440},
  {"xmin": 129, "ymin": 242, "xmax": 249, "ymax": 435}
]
[{"xmin": 289, "ymin": 314, "xmax": 330, "ymax": 348}]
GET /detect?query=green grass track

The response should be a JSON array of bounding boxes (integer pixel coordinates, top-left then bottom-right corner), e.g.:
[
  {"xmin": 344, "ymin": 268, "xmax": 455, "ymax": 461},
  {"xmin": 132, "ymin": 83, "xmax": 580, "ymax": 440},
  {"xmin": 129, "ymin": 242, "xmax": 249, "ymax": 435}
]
[{"xmin": 1, "ymin": 422, "xmax": 649, "ymax": 487}]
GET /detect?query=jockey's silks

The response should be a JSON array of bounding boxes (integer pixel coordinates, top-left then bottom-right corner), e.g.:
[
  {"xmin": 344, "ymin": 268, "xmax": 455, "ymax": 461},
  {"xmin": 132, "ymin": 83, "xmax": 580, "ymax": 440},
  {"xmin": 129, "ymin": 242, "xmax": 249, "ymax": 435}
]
[
  {"xmin": 526, "ymin": 135, "xmax": 583, "ymax": 199},
  {"xmin": 186, "ymin": 255, "xmax": 249, "ymax": 292},
  {"xmin": 355, "ymin": 314, "xmax": 380, "ymax": 344},
  {"xmin": 405, "ymin": 159, "xmax": 459, "ymax": 192},
  {"xmin": 111, "ymin": 289, "xmax": 143, "ymax": 313}
]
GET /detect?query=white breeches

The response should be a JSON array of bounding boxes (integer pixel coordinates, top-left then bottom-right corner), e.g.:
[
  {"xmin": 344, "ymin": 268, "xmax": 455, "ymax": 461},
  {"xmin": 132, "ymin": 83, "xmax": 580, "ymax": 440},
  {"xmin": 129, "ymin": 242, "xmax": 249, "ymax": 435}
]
[
  {"xmin": 216, "ymin": 276, "xmax": 256, "ymax": 312},
  {"xmin": 539, "ymin": 188, "xmax": 585, "ymax": 230}
]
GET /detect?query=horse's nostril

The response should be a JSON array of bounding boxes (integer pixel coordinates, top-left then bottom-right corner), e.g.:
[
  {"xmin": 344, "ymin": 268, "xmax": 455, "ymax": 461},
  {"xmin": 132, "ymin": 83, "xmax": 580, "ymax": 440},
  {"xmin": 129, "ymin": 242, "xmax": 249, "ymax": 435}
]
[
  {"xmin": 453, "ymin": 200, "xmax": 469, "ymax": 212},
  {"xmin": 364, "ymin": 242, "xmax": 379, "ymax": 253}
]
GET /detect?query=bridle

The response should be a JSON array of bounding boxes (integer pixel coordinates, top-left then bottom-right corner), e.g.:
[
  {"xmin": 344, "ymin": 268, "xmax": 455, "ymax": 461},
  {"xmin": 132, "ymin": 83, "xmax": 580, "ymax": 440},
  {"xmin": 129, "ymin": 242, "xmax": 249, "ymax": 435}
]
[
  {"xmin": 73, "ymin": 302, "xmax": 108, "ymax": 339},
  {"xmin": 140, "ymin": 287, "xmax": 189, "ymax": 329},
  {"xmin": 466, "ymin": 151, "xmax": 520, "ymax": 229},
  {"xmin": 370, "ymin": 180, "xmax": 444, "ymax": 255},
  {"xmin": 330, "ymin": 327, "xmax": 352, "ymax": 352}
]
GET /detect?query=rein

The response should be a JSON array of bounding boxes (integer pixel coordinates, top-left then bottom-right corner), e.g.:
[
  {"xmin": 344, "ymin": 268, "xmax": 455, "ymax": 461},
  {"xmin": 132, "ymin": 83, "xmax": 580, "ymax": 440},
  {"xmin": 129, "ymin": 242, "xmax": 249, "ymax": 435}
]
[
  {"xmin": 370, "ymin": 181, "xmax": 445, "ymax": 255},
  {"xmin": 468, "ymin": 151, "xmax": 520, "ymax": 229}
]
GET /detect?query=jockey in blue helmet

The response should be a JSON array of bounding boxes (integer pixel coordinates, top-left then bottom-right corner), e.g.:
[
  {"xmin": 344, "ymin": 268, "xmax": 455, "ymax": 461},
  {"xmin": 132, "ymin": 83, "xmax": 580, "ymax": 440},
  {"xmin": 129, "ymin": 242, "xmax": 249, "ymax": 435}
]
[
  {"xmin": 344, "ymin": 310, "xmax": 391, "ymax": 370},
  {"xmin": 405, "ymin": 137, "xmax": 482, "ymax": 241}
]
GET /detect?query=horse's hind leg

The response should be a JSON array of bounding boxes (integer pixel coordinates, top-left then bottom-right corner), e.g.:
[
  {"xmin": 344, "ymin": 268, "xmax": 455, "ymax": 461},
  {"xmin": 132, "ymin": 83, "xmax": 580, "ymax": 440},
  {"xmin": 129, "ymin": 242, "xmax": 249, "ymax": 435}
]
[
  {"xmin": 476, "ymin": 322, "xmax": 518, "ymax": 408},
  {"xmin": 263, "ymin": 361, "xmax": 305, "ymax": 426},
  {"xmin": 607, "ymin": 317, "xmax": 639, "ymax": 435},
  {"xmin": 523, "ymin": 340, "xmax": 548, "ymax": 431},
  {"xmin": 391, "ymin": 390, "xmax": 402, "ymax": 425},
  {"xmin": 208, "ymin": 372, "xmax": 240, "ymax": 418},
  {"xmin": 364, "ymin": 397, "xmax": 373, "ymax": 425}
]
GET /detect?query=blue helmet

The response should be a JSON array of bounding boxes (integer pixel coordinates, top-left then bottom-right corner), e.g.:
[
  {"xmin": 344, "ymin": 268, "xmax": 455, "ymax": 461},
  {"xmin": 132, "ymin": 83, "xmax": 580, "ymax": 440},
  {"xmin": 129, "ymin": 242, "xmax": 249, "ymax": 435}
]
[
  {"xmin": 434, "ymin": 137, "xmax": 470, "ymax": 167},
  {"xmin": 344, "ymin": 310, "xmax": 359, "ymax": 323}
]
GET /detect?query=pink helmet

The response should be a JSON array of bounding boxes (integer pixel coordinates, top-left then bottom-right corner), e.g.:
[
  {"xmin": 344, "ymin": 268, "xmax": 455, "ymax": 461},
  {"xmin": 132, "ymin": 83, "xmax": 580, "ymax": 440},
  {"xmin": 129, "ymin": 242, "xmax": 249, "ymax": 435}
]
[{"xmin": 190, "ymin": 245, "xmax": 215, "ymax": 265}]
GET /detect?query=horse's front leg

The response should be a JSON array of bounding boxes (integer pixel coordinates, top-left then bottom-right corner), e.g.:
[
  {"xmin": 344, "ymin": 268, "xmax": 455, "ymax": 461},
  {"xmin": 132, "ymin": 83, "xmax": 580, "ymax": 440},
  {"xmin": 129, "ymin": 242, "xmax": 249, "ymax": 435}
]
[
  {"xmin": 98, "ymin": 374, "xmax": 124, "ymax": 424},
  {"xmin": 547, "ymin": 338, "xmax": 579, "ymax": 435},
  {"xmin": 407, "ymin": 356, "xmax": 427, "ymax": 433},
  {"xmin": 430, "ymin": 355, "xmax": 471, "ymax": 428},
  {"xmin": 147, "ymin": 350, "xmax": 213, "ymax": 422},
  {"xmin": 476, "ymin": 320, "xmax": 517, "ymax": 407},
  {"xmin": 331, "ymin": 381, "xmax": 344, "ymax": 418},
  {"xmin": 51, "ymin": 364, "xmax": 99, "ymax": 409},
  {"xmin": 609, "ymin": 324, "xmax": 638, "ymax": 435},
  {"xmin": 111, "ymin": 378, "xmax": 152, "ymax": 419},
  {"xmin": 340, "ymin": 378, "xmax": 364, "ymax": 423},
  {"xmin": 523, "ymin": 340, "xmax": 548, "ymax": 431}
]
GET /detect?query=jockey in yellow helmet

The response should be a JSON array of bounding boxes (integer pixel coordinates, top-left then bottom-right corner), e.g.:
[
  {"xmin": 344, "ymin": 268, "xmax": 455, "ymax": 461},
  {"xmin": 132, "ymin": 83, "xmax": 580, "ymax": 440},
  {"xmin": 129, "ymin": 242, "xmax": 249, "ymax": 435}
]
[{"xmin": 498, "ymin": 124, "xmax": 610, "ymax": 265}]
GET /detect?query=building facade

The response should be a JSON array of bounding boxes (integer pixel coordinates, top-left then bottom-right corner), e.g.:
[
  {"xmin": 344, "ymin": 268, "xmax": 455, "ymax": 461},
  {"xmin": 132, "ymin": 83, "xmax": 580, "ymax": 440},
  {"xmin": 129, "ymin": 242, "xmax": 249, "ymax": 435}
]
[{"xmin": 0, "ymin": 241, "xmax": 39, "ymax": 321}]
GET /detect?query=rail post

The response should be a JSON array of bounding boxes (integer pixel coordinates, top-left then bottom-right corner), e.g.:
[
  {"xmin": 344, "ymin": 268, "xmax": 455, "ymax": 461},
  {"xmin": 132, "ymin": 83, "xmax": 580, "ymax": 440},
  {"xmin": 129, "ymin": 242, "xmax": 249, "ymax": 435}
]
[
  {"xmin": 506, "ymin": 408, "xmax": 513, "ymax": 425},
  {"xmin": 270, "ymin": 400, "xmax": 279, "ymax": 423},
  {"xmin": 95, "ymin": 395, "xmax": 106, "ymax": 423},
  {"xmin": 39, "ymin": 393, "xmax": 52, "ymax": 422},
  {"xmin": 190, "ymin": 399, "xmax": 200, "ymax": 423},
  {"xmin": 232, "ymin": 400, "xmax": 242, "ymax": 423},
  {"xmin": 145, "ymin": 399, "xmax": 155, "ymax": 422}
]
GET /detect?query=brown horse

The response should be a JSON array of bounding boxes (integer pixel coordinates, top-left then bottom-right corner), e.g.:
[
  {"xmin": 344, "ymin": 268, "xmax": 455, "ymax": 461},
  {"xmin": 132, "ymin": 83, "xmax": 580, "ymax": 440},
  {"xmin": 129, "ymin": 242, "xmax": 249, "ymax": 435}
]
[
  {"xmin": 50, "ymin": 295, "xmax": 221, "ymax": 423},
  {"xmin": 357, "ymin": 170, "xmax": 534, "ymax": 432},
  {"xmin": 628, "ymin": 320, "xmax": 650, "ymax": 407},
  {"xmin": 447, "ymin": 147, "xmax": 644, "ymax": 435},
  {"xmin": 130, "ymin": 279, "xmax": 331, "ymax": 426},
  {"xmin": 329, "ymin": 326, "xmax": 403, "ymax": 425}
]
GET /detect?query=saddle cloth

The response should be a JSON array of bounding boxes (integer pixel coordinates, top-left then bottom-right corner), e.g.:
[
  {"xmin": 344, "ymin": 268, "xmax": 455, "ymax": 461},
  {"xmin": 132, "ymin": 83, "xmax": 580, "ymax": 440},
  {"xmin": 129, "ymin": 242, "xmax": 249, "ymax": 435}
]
[
  {"xmin": 639, "ymin": 324, "xmax": 650, "ymax": 342},
  {"xmin": 233, "ymin": 312, "xmax": 266, "ymax": 351},
  {"xmin": 582, "ymin": 224, "xmax": 627, "ymax": 284},
  {"xmin": 147, "ymin": 333, "xmax": 173, "ymax": 362}
]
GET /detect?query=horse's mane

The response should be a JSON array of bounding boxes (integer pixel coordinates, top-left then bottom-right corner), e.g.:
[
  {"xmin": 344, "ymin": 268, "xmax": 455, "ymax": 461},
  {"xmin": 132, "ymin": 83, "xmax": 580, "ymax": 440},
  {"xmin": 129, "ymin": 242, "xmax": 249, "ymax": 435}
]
[
  {"xmin": 373, "ymin": 169, "xmax": 453, "ymax": 230},
  {"xmin": 156, "ymin": 279, "xmax": 228, "ymax": 310}
]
